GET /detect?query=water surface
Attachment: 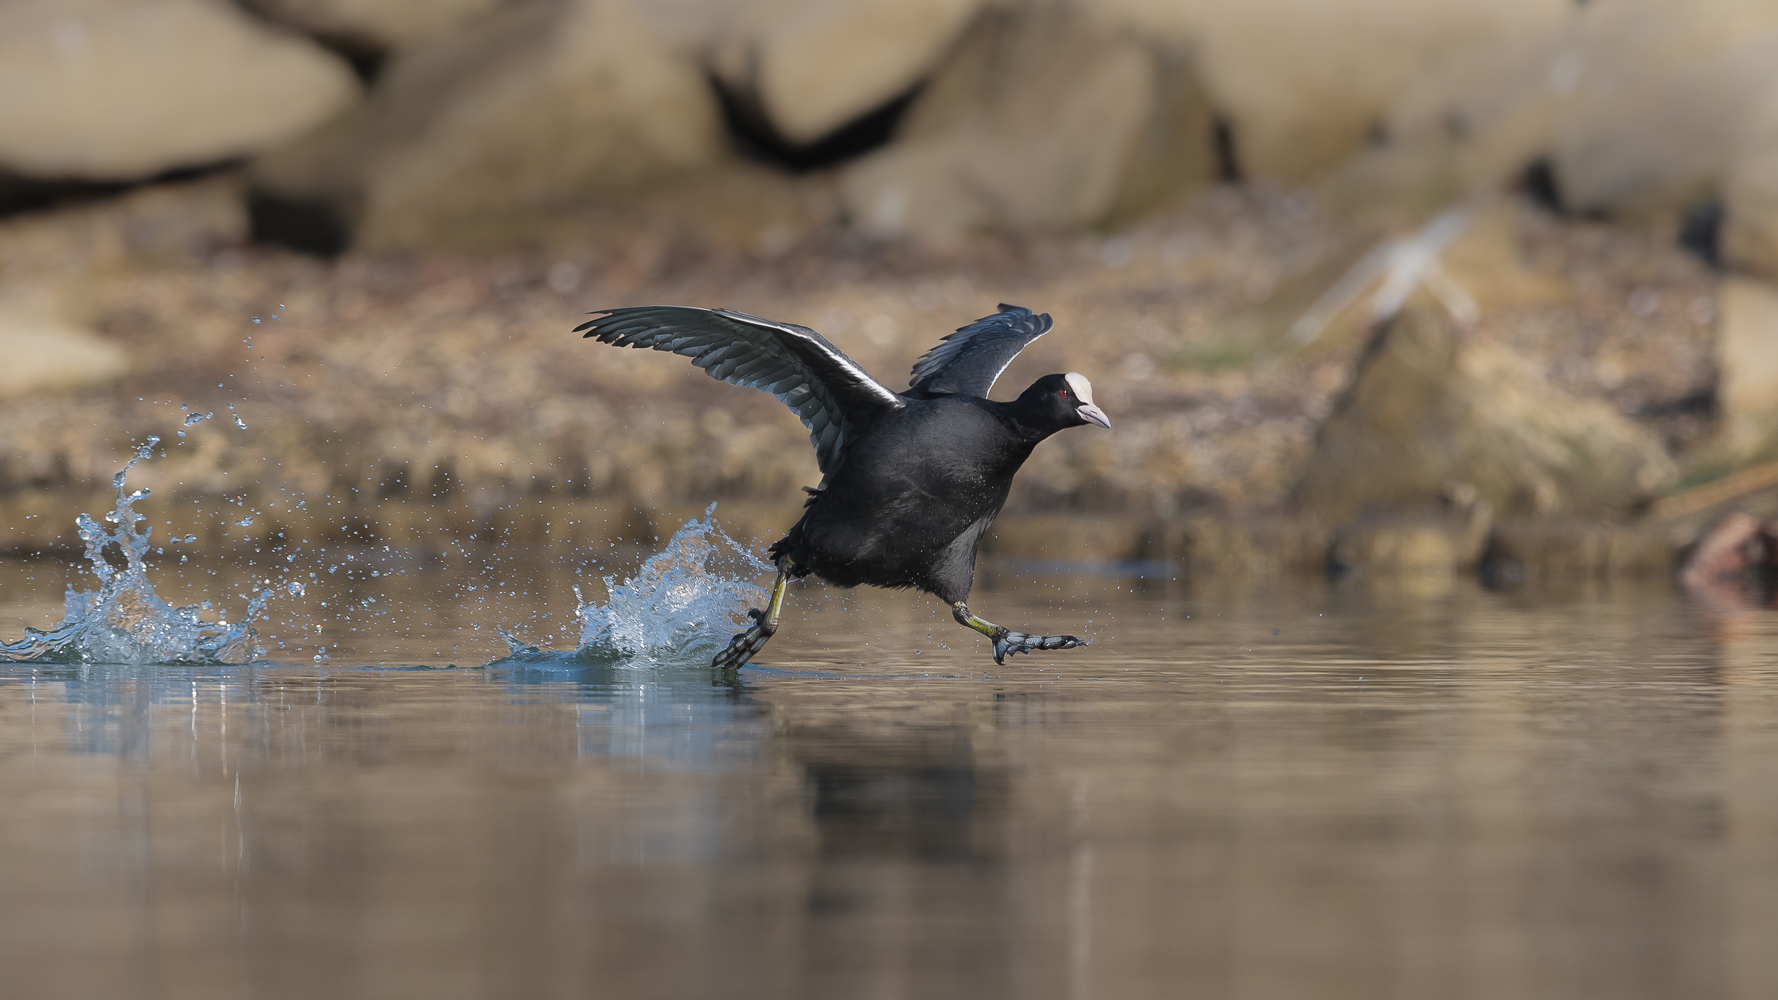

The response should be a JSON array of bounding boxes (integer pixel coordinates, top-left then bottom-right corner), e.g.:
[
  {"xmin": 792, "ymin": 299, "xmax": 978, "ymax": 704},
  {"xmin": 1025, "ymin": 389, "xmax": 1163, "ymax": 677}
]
[{"xmin": 3, "ymin": 554, "xmax": 1777, "ymax": 1000}]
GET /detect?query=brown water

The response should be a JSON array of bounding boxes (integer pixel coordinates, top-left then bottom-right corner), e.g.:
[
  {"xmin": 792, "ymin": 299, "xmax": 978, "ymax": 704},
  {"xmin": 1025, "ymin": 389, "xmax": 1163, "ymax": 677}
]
[{"xmin": 3, "ymin": 551, "xmax": 1777, "ymax": 1000}]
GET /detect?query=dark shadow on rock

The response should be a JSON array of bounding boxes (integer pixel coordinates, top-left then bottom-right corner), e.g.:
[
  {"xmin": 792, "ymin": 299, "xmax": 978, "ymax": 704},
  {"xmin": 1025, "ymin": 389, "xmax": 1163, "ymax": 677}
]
[
  {"xmin": 303, "ymin": 31, "xmax": 390, "ymax": 84},
  {"xmin": 1213, "ymin": 117, "xmax": 1243, "ymax": 183},
  {"xmin": 710, "ymin": 73, "xmax": 923, "ymax": 174},
  {"xmin": 1679, "ymin": 199, "xmax": 1724, "ymax": 268},
  {"xmin": 1519, "ymin": 158, "xmax": 1563, "ymax": 215},
  {"xmin": 0, "ymin": 161, "xmax": 240, "ymax": 221},
  {"xmin": 247, "ymin": 189, "xmax": 353, "ymax": 256}
]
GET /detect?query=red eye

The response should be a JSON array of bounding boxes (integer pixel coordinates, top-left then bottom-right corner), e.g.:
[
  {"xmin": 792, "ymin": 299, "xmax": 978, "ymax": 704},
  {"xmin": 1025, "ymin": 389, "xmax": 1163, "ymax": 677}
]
[{"xmin": 1059, "ymin": 389, "xmax": 1069, "ymax": 398}]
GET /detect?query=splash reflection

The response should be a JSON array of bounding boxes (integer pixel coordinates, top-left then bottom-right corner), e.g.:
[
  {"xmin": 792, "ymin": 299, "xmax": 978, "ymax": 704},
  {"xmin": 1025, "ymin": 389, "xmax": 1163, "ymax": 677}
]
[{"xmin": 487, "ymin": 650, "xmax": 764, "ymax": 771}]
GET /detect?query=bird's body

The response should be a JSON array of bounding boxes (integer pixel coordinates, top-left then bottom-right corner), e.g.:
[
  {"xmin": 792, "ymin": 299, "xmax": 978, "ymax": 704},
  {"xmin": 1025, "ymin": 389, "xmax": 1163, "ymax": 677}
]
[
  {"xmin": 777, "ymin": 394, "xmax": 1031, "ymax": 600},
  {"xmin": 575, "ymin": 303, "xmax": 1109, "ymax": 667}
]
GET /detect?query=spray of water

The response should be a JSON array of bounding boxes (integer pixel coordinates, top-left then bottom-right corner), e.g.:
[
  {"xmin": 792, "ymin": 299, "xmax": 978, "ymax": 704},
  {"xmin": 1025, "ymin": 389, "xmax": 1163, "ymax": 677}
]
[
  {"xmin": 0, "ymin": 437, "xmax": 275, "ymax": 665},
  {"xmin": 502, "ymin": 504, "xmax": 771, "ymax": 667}
]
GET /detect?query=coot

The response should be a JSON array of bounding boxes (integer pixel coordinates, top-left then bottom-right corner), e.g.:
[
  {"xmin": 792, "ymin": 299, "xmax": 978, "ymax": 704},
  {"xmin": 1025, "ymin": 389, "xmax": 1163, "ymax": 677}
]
[{"xmin": 576, "ymin": 304, "xmax": 1110, "ymax": 668}]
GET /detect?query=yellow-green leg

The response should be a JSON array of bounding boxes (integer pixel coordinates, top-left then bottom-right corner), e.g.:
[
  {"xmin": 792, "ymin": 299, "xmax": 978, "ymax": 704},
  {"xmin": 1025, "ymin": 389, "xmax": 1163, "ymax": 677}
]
[
  {"xmin": 713, "ymin": 562, "xmax": 792, "ymax": 670},
  {"xmin": 951, "ymin": 602, "xmax": 1088, "ymax": 665}
]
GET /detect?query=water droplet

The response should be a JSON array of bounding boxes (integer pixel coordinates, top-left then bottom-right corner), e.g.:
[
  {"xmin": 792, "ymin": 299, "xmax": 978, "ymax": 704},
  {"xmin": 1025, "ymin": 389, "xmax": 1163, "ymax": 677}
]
[
  {"xmin": 236, "ymin": 516, "xmax": 253, "ymax": 527},
  {"xmin": 234, "ymin": 415, "xmax": 247, "ymax": 430}
]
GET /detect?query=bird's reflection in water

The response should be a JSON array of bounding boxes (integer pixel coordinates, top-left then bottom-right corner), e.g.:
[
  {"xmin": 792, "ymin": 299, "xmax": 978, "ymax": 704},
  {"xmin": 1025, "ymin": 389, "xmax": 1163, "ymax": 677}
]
[
  {"xmin": 493, "ymin": 650, "xmax": 1033, "ymax": 996},
  {"xmin": 770, "ymin": 699, "xmax": 1028, "ymax": 999},
  {"xmin": 486, "ymin": 653, "xmax": 1035, "ymax": 998}
]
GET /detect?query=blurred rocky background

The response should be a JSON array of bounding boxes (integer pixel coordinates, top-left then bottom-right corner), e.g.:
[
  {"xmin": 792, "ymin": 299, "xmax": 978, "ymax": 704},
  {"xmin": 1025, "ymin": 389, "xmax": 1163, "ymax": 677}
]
[{"xmin": 3, "ymin": 0, "xmax": 1778, "ymax": 590}]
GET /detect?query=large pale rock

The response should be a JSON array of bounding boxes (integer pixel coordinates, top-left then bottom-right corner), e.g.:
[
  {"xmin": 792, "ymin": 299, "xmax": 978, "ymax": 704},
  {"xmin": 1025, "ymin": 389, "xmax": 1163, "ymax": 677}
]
[
  {"xmin": 1325, "ymin": 33, "xmax": 1575, "ymax": 218},
  {"xmin": 0, "ymin": 0, "xmax": 358, "ymax": 181},
  {"xmin": 626, "ymin": 0, "xmax": 787, "ymax": 52},
  {"xmin": 838, "ymin": 8, "xmax": 1215, "ymax": 242},
  {"xmin": 1714, "ymin": 278, "xmax": 1778, "ymax": 456},
  {"xmin": 1086, "ymin": 0, "xmax": 1567, "ymax": 182},
  {"xmin": 0, "ymin": 292, "xmax": 128, "ymax": 399},
  {"xmin": 1725, "ymin": 91, "xmax": 1778, "ymax": 281},
  {"xmin": 1547, "ymin": 0, "xmax": 1778, "ymax": 214},
  {"xmin": 711, "ymin": 0, "xmax": 980, "ymax": 145},
  {"xmin": 1296, "ymin": 300, "xmax": 1677, "ymax": 524},
  {"xmin": 249, "ymin": 0, "xmax": 723, "ymax": 252},
  {"xmin": 1368, "ymin": 0, "xmax": 1778, "ymax": 215},
  {"xmin": 245, "ymin": 0, "xmax": 504, "ymax": 51}
]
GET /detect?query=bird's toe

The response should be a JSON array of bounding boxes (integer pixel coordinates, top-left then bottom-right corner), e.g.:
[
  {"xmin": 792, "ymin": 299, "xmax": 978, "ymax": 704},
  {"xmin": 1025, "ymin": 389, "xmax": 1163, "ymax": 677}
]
[
  {"xmin": 712, "ymin": 609, "xmax": 773, "ymax": 671},
  {"xmin": 991, "ymin": 629, "xmax": 1089, "ymax": 664}
]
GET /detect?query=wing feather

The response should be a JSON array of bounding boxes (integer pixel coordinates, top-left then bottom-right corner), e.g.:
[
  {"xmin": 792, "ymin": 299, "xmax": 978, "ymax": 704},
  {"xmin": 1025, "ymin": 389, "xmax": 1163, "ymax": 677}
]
[
  {"xmin": 576, "ymin": 305, "xmax": 904, "ymax": 474},
  {"xmin": 906, "ymin": 304, "xmax": 1055, "ymax": 399}
]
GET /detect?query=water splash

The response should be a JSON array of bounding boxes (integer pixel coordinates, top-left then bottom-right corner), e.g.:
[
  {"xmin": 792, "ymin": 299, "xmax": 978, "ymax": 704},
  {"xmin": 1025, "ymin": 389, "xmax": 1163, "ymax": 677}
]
[
  {"xmin": 0, "ymin": 437, "xmax": 273, "ymax": 665},
  {"xmin": 550, "ymin": 504, "xmax": 771, "ymax": 667}
]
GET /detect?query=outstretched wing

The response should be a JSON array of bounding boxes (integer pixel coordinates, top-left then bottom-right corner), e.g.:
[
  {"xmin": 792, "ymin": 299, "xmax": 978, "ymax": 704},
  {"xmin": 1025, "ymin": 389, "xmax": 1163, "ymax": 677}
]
[
  {"xmin": 575, "ymin": 305, "xmax": 905, "ymax": 474},
  {"xmin": 906, "ymin": 304, "xmax": 1054, "ymax": 399}
]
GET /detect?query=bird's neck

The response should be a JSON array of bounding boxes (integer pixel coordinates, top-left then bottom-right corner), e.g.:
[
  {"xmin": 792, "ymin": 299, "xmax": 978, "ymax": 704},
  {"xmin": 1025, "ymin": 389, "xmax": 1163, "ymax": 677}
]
[{"xmin": 995, "ymin": 397, "xmax": 1065, "ymax": 446}]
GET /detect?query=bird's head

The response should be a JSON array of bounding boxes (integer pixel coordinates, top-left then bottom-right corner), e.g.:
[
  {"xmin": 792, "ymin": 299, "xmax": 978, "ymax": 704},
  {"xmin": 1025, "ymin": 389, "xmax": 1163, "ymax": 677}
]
[{"xmin": 1021, "ymin": 372, "xmax": 1111, "ymax": 431}]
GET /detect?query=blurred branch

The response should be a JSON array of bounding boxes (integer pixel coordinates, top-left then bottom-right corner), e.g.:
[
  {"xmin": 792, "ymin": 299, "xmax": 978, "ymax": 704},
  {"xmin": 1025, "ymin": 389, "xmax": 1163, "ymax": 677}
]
[
  {"xmin": 1655, "ymin": 459, "xmax": 1778, "ymax": 521},
  {"xmin": 1290, "ymin": 204, "xmax": 1476, "ymax": 345}
]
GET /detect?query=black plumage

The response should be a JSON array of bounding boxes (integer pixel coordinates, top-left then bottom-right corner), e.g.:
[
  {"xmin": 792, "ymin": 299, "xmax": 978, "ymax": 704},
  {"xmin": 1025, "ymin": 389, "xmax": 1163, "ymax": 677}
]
[{"xmin": 575, "ymin": 303, "xmax": 1110, "ymax": 667}]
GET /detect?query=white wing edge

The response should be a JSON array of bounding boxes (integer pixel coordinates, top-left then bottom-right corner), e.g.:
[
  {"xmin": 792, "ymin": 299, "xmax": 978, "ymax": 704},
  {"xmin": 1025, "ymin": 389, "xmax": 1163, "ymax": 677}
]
[{"xmin": 713, "ymin": 308, "xmax": 906, "ymax": 411}]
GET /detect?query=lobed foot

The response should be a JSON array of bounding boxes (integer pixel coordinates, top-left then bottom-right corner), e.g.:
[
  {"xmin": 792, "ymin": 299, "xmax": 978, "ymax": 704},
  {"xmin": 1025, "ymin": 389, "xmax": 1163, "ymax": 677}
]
[
  {"xmin": 990, "ymin": 628, "xmax": 1088, "ymax": 665},
  {"xmin": 954, "ymin": 601, "xmax": 1088, "ymax": 665},
  {"xmin": 712, "ymin": 608, "xmax": 774, "ymax": 671}
]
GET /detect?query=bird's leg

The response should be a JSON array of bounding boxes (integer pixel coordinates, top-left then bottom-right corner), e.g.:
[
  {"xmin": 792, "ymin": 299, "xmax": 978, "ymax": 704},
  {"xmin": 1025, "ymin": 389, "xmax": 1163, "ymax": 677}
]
[
  {"xmin": 713, "ymin": 561, "xmax": 793, "ymax": 671},
  {"xmin": 951, "ymin": 602, "xmax": 1088, "ymax": 665}
]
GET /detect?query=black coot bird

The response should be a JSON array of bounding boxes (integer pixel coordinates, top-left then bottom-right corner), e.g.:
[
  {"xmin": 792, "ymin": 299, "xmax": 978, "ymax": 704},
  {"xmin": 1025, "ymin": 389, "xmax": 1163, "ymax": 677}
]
[{"xmin": 575, "ymin": 304, "xmax": 1110, "ymax": 669}]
